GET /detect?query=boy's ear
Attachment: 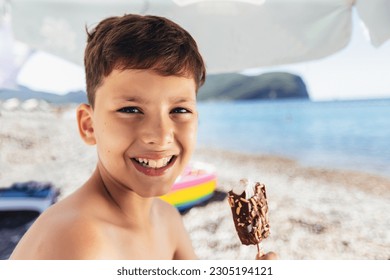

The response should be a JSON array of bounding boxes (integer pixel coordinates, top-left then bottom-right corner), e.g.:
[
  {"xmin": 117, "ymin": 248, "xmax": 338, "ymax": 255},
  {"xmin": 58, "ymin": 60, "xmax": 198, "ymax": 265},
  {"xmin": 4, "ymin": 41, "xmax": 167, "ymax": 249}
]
[{"xmin": 77, "ymin": 104, "xmax": 96, "ymax": 145}]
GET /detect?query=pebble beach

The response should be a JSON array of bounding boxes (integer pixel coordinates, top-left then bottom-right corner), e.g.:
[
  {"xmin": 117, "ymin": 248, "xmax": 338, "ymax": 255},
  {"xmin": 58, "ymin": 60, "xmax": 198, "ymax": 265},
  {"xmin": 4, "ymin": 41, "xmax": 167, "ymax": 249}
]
[{"xmin": 1, "ymin": 102, "xmax": 389, "ymax": 260}]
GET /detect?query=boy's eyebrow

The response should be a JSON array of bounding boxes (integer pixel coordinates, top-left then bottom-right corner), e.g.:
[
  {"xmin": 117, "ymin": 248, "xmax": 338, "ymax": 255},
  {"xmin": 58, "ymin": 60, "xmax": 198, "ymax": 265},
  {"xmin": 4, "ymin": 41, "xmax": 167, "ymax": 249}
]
[
  {"xmin": 116, "ymin": 96, "xmax": 196, "ymax": 104},
  {"xmin": 125, "ymin": 97, "xmax": 144, "ymax": 103},
  {"xmin": 170, "ymin": 97, "xmax": 196, "ymax": 104},
  {"xmin": 114, "ymin": 96, "xmax": 147, "ymax": 104}
]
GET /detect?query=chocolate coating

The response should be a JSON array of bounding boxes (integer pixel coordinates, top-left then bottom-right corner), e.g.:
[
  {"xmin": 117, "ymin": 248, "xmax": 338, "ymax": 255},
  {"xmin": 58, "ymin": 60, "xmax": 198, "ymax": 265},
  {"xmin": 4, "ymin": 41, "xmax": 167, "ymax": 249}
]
[{"xmin": 228, "ymin": 182, "xmax": 270, "ymax": 245}]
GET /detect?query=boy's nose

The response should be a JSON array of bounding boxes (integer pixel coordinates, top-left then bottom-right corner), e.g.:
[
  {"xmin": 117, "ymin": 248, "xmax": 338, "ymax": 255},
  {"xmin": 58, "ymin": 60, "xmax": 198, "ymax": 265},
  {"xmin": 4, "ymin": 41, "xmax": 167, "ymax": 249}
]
[{"xmin": 140, "ymin": 116, "xmax": 174, "ymax": 146}]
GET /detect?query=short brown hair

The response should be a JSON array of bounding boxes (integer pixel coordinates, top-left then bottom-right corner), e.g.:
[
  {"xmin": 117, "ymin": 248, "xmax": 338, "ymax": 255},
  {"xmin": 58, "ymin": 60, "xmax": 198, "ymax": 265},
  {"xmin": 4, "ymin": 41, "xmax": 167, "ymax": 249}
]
[{"xmin": 84, "ymin": 14, "xmax": 206, "ymax": 106}]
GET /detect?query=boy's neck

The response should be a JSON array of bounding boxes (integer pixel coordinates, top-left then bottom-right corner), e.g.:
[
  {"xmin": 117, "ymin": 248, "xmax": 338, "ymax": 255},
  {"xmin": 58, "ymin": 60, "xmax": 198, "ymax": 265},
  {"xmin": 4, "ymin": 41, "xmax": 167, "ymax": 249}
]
[{"xmin": 90, "ymin": 166, "xmax": 156, "ymax": 226}]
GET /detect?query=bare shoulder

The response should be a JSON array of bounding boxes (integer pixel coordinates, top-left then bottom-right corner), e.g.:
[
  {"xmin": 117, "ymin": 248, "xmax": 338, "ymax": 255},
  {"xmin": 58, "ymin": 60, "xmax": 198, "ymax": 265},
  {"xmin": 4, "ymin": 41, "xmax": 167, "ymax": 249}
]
[
  {"xmin": 155, "ymin": 198, "xmax": 182, "ymax": 221},
  {"xmin": 154, "ymin": 198, "xmax": 187, "ymax": 231},
  {"xmin": 154, "ymin": 199, "xmax": 197, "ymax": 259},
  {"xmin": 10, "ymin": 200, "xmax": 106, "ymax": 260}
]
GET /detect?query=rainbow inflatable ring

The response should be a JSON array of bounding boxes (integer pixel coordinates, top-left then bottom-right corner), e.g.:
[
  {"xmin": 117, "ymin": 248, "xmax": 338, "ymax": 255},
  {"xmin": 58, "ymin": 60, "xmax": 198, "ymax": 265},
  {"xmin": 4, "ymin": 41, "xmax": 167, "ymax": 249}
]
[{"xmin": 160, "ymin": 162, "xmax": 217, "ymax": 212}]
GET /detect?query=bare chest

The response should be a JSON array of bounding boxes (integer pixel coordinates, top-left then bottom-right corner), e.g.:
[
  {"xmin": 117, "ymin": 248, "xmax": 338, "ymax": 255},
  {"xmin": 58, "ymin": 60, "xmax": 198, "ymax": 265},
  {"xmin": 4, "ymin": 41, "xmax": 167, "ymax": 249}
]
[{"xmin": 100, "ymin": 223, "xmax": 176, "ymax": 260}]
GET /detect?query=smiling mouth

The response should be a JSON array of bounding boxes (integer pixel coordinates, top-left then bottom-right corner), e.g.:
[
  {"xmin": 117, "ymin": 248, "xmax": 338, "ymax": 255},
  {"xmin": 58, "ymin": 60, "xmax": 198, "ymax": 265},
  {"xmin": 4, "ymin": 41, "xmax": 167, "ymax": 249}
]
[{"xmin": 132, "ymin": 156, "xmax": 175, "ymax": 169}]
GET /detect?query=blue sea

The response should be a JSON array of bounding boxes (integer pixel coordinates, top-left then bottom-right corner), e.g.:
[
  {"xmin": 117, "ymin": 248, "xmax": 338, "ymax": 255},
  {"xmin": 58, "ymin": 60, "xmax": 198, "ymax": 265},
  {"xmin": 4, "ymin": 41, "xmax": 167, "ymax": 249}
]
[{"xmin": 197, "ymin": 98, "xmax": 390, "ymax": 178}]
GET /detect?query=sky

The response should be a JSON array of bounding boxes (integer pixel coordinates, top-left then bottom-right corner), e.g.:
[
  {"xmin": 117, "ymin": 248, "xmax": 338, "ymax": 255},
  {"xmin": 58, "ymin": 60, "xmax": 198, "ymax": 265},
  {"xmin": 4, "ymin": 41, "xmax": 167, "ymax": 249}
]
[
  {"xmin": 241, "ymin": 13, "xmax": 390, "ymax": 101},
  {"xmin": 2, "ymin": 7, "xmax": 390, "ymax": 101}
]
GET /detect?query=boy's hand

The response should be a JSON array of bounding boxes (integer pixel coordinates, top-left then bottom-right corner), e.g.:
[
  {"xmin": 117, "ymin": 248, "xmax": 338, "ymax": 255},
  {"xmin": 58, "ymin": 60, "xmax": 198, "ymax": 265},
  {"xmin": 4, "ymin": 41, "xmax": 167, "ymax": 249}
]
[{"xmin": 256, "ymin": 251, "xmax": 278, "ymax": 260}]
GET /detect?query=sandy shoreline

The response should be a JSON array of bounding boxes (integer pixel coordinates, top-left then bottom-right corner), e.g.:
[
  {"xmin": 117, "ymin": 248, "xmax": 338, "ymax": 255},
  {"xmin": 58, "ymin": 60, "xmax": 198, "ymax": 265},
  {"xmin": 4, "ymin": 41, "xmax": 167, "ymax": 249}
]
[
  {"xmin": 190, "ymin": 148, "xmax": 390, "ymax": 259},
  {"xmin": 1, "ymin": 105, "xmax": 389, "ymax": 259}
]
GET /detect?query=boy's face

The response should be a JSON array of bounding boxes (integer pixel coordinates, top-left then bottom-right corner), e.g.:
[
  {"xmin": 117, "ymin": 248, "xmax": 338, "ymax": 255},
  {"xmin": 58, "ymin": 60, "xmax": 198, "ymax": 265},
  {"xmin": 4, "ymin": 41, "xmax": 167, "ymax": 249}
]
[{"xmin": 87, "ymin": 69, "xmax": 198, "ymax": 197}]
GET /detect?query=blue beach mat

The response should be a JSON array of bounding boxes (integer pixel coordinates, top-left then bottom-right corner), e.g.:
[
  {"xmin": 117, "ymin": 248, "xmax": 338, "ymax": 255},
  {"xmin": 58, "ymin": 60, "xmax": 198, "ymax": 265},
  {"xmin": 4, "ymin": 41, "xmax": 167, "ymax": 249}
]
[
  {"xmin": 0, "ymin": 181, "xmax": 60, "ymax": 213},
  {"xmin": 0, "ymin": 181, "xmax": 60, "ymax": 259}
]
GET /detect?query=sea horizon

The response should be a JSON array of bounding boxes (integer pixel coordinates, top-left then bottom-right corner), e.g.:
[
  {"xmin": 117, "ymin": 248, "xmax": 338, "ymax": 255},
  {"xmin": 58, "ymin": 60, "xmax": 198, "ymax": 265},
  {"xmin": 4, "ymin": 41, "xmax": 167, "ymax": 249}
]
[{"xmin": 196, "ymin": 98, "xmax": 390, "ymax": 179}]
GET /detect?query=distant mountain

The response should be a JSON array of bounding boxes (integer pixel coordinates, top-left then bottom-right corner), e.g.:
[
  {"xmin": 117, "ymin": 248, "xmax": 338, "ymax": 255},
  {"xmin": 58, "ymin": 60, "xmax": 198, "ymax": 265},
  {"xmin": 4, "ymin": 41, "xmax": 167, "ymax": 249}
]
[
  {"xmin": 1, "ymin": 71, "xmax": 309, "ymax": 103},
  {"xmin": 0, "ymin": 87, "xmax": 87, "ymax": 104},
  {"xmin": 197, "ymin": 72, "xmax": 309, "ymax": 101}
]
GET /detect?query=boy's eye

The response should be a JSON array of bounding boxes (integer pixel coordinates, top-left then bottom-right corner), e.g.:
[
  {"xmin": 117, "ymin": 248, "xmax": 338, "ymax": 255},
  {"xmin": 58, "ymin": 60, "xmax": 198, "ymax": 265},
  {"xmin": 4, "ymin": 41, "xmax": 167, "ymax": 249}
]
[
  {"xmin": 117, "ymin": 107, "xmax": 142, "ymax": 114},
  {"xmin": 171, "ymin": 107, "xmax": 191, "ymax": 114}
]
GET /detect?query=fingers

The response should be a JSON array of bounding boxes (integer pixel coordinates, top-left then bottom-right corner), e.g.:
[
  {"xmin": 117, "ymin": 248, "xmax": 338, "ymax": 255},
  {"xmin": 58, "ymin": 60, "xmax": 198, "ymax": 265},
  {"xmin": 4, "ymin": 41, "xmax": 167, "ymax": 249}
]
[{"xmin": 256, "ymin": 251, "xmax": 278, "ymax": 260}]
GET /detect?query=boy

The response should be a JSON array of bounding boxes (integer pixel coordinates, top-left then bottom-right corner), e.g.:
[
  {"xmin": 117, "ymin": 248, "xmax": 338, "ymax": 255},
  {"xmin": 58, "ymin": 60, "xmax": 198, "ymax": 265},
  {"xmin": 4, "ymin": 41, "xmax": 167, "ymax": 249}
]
[{"xmin": 10, "ymin": 14, "xmax": 276, "ymax": 260}]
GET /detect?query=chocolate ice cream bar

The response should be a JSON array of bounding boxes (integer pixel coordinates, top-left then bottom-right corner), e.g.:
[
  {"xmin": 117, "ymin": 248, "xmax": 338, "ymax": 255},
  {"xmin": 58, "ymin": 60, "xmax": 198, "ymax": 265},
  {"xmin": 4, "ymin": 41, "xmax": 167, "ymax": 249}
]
[{"xmin": 228, "ymin": 181, "xmax": 270, "ymax": 246}]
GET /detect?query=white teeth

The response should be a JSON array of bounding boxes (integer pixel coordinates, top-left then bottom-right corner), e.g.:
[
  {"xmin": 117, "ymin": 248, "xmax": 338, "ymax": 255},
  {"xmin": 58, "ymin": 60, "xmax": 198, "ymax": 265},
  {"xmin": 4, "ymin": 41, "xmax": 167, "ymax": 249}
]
[
  {"xmin": 134, "ymin": 156, "xmax": 173, "ymax": 169},
  {"xmin": 148, "ymin": 159, "xmax": 157, "ymax": 168},
  {"xmin": 156, "ymin": 158, "xmax": 164, "ymax": 167}
]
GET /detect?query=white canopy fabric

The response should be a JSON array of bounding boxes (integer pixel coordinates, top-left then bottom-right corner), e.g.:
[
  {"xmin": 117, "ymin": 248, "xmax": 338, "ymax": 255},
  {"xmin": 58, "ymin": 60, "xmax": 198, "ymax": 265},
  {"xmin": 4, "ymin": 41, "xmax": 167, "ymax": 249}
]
[
  {"xmin": 0, "ymin": 7, "xmax": 17, "ymax": 87},
  {"xmin": 6, "ymin": 0, "xmax": 390, "ymax": 73}
]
